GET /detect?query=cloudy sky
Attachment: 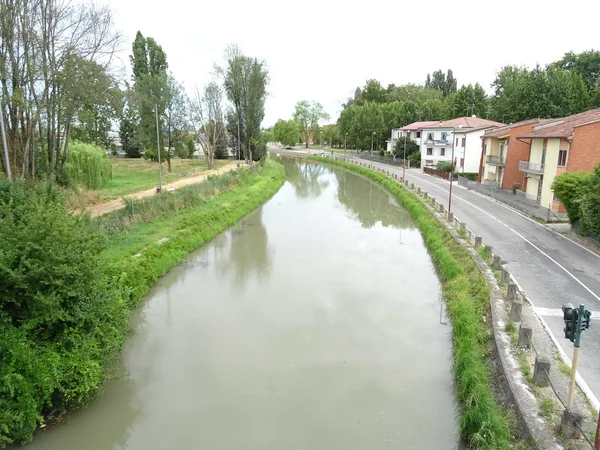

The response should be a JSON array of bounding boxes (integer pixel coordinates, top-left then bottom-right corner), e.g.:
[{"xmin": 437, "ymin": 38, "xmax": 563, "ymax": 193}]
[{"xmin": 105, "ymin": 0, "xmax": 598, "ymax": 127}]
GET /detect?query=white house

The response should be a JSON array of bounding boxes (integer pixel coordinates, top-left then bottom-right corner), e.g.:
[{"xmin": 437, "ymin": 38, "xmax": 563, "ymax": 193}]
[
  {"xmin": 386, "ymin": 121, "xmax": 437, "ymax": 153},
  {"xmin": 420, "ymin": 116, "xmax": 504, "ymax": 172}
]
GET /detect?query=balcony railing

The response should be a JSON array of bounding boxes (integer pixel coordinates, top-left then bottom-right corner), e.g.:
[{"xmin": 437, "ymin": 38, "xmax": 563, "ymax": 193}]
[
  {"xmin": 486, "ymin": 155, "xmax": 506, "ymax": 166},
  {"xmin": 519, "ymin": 161, "xmax": 545, "ymax": 174}
]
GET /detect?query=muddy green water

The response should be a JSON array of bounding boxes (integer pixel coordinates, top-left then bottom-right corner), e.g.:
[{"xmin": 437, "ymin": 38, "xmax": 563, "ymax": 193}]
[{"xmin": 24, "ymin": 158, "xmax": 459, "ymax": 449}]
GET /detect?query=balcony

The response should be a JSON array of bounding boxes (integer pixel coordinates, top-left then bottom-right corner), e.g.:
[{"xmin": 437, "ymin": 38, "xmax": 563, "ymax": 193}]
[
  {"xmin": 425, "ymin": 139, "xmax": 450, "ymax": 146},
  {"xmin": 486, "ymin": 155, "xmax": 505, "ymax": 166},
  {"xmin": 519, "ymin": 161, "xmax": 545, "ymax": 174}
]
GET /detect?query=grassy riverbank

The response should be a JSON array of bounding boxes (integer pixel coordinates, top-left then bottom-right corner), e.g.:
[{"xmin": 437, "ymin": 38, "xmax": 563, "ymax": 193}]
[
  {"xmin": 309, "ymin": 156, "xmax": 513, "ymax": 449},
  {"xmin": 0, "ymin": 160, "xmax": 284, "ymax": 447}
]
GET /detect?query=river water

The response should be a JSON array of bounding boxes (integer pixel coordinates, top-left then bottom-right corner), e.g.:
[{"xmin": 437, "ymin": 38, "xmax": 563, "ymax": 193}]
[{"xmin": 23, "ymin": 158, "xmax": 459, "ymax": 449}]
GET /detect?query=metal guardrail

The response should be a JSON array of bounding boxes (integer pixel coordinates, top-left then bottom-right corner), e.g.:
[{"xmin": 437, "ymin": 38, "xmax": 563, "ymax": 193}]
[
  {"xmin": 357, "ymin": 153, "xmax": 418, "ymax": 168},
  {"xmin": 519, "ymin": 160, "xmax": 545, "ymax": 173}
]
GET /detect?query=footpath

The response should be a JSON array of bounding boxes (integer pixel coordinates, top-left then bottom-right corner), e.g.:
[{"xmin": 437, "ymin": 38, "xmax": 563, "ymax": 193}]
[{"xmin": 86, "ymin": 162, "xmax": 239, "ymax": 217}]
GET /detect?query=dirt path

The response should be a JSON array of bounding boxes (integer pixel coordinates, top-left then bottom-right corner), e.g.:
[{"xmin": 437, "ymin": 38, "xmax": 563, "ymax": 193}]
[{"xmin": 87, "ymin": 162, "xmax": 239, "ymax": 217}]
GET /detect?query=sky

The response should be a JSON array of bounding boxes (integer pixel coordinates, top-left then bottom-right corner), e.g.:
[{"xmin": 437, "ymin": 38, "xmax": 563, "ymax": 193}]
[{"xmin": 104, "ymin": 0, "xmax": 599, "ymax": 128}]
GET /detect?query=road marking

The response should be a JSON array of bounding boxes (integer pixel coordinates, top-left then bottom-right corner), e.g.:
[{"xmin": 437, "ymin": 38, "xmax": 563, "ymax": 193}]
[{"xmin": 535, "ymin": 307, "xmax": 600, "ymax": 319}]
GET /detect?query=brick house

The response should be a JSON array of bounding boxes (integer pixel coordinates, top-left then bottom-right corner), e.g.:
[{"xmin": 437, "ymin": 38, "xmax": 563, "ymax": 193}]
[
  {"xmin": 480, "ymin": 119, "xmax": 553, "ymax": 189},
  {"xmin": 516, "ymin": 108, "xmax": 600, "ymax": 211}
]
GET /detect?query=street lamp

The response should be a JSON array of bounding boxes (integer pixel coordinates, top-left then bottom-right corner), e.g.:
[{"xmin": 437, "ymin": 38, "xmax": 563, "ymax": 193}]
[
  {"xmin": 344, "ymin": 132, "xmax": 348, "ymax": 155},
  {"xmin": 320, "ymin": 130, "xmax": 322, "ymax": 151},
  {"xmin": 448, "ymin": 125, "xmax": 462, "ymax": 214},
  {"xmin": 154, "ymin": 103, "xmax": 163, "ymax": 193},
  {"xmin": 237, "ymin": 117, "xmax": 241, "ymax": 167},
  {"xmin": 403, "ymin": 132, "xmax": 407, "ymax": 182},
  {"xmin": 371, "ymin": 131, "xmax": 376, "ymax": 156}
]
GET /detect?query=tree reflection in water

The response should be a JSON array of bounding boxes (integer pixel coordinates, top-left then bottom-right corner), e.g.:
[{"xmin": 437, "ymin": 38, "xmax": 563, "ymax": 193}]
[{"xmin": 284, "ymin": 158, "xmax": 330, "ymax": 199}]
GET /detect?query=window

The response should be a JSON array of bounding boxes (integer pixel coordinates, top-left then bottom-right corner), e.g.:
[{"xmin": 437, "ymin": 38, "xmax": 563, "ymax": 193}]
[
  {"xmin": 426, "ymin": 160, "xmax": 434, "ymax": 167},
  {"xmin": 460, "ymin": 158, "xmax": 464, "ymax": 168},
  {"xmin": 440, "ymin": 148, "xmax": 445, "ymax": 156},
  {"xmin": 427, "ymin": 132, "xmax": 434, "ymax": 141},
  {"xmin": 427, "ymin": 148, "xmax": 433, "ymax": 155},
  {"xmin": 456, "ymin": 138, "xmax": 459, "ymax": 146},
  {"xmin": 416, "ymin": 131, "xmax": 421, "ymax": 138},
  {"xmin": 441, "ymin": 132, "xmax": 448, "ymax": 141},
  {"xmin": 558, "ymin": 149, "xmax": 568, "ymax": 167},
  {"xmin": 461, "ymin": 137, "xmax": 466, "ymax": 147}
]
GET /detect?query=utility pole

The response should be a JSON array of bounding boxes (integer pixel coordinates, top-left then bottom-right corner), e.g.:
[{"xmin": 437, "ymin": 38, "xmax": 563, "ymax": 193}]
[
  {"xmin": 0, "ymin": 97, "xmax": 11, "ymax": 181},
  {"xmin": 403, "ymin": 133, "xmax": 407, "ymax": 181},
  {"xmin": 237, "ymin": 117, "xmax": 241, "ymax": 167},
  {"xmin": 155, "ymin": 104, "xmax": 162, "ymax": 193},
  {"xmin": 448, "ymin": 127, "xmax": 455, "ymax": 213},
  {"xmin": 371, "ymin": 131, "xmax": 375, "ymax": 156},
  {"xmin": 344, "ymin": 132, "xmax": 347, "ymax": 155}
]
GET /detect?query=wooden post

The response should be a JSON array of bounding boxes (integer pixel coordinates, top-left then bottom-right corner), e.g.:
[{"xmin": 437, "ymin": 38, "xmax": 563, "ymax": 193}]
[{"xmin": 567, "ymin": 346, "xmax": 580, "ymax": 409}]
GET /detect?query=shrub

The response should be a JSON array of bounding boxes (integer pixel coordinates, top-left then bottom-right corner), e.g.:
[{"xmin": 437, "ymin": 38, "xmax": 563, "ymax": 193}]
[
  {"xmin": 378, "ymin": 149, "xmax": 385, "ymax": 156},
  {"xmin": 460, "ymin": 172, "xmax": 478, "ymax": 181},
  {"xmin": 65, "ymin": 141, "xmax": 112, "ymax": 189},
  {"xmin": 551, "ymin": 171, "xmax": 591, "ymax": 222},
  {"xmin": 436, "ymin": 161, "xmax": 454, "ymax": 173}
]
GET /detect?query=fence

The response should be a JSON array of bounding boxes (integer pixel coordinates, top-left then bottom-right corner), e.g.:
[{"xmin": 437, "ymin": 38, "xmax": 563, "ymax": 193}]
[
  {"xmin": 457, "ymin": 176, "xmax": 569, "ymax": 223},
  {"xmin": 423, "ymin": 167, "xmax": 450, "ymax": 180},
  {"xmin": 357, "ymin": 153, "xmax": 419, "ymax": 168}
]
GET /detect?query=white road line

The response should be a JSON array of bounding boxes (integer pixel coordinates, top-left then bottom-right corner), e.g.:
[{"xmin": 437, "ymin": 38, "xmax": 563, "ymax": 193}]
[{"xmin": 535, "ymin": 307, "xmax": 600, "ymax": 319}]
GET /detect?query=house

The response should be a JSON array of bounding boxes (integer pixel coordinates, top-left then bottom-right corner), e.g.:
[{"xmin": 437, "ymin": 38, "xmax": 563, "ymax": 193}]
[
  {"xmin": 420, "ymin": 116, "xmax": 504, "ymax": 172},
  {"xmin": 386, "ymin": 121, "xmax": 437, "ymax": 153},
  {"xmin": 480, "ymin": 119, "xmax": 553, "ymax": 189},
  {"xmin": 516, "ymin": 108, "xmax": 600, "ymax": 211}
]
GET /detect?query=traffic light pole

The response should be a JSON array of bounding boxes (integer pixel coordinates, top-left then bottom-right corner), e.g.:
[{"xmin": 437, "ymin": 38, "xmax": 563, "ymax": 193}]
[{"xmin": 567, "ymin": 304, "xmax": 586, "ymax": 409}]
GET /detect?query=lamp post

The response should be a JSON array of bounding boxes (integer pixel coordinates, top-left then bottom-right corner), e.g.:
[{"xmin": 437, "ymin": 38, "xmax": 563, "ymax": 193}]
[
  {"xmin": 155, "ymin": 104, "xmax": 162, "ymax": 193},
  {"xmin": 371, "ymin": 131, "xmax": 376, "ymax": 156},
  {"xmin": 344, "ymin": 132, "xmax": 348, "ymax": 155},
  {"xmin": 0, "ymin": 96, "xmax": 11, "ymax": 181},
  {"xmin": 320, "ymin": 130, "xmax": 322, "ymax": 152},
  {"xmin": 237, "ymin": 116, "xmax": 241, "ymax": 168},
  {"xmin": 448, "ymin": 126, "xmax": 461, "ymax": 213}
]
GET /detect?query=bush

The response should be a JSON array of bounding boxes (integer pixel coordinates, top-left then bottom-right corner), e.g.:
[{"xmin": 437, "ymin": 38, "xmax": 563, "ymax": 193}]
[
  {"xmin": 65, "ymin": 141, "xmax": 112, "ymax": 189},
  {"xmin": 436, "ymin": 161, "xmax": 454, "ymax": 173},
  {"xmin": 551, "ymin": 171, "xmax": 591, "ymax": 223},
  {"xmin": 378, "ymin": 149, "xmax": 385, "ymax": 156},
  {"xmin": 0, "ymin": 179, "xmax": 128, "ymax": 445},
  {"xmin": 459, "ymin": 172, "xmax": 478, "ymax": 181}
]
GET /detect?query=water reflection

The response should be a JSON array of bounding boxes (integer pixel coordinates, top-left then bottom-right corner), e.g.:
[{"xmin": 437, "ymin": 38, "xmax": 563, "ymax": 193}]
[
  {"xmin": 285, "ymin": 159, "xmax": 330, "ymax": 199},
  {"xmin": 334, "ymin": 166, "xmax": 413, "ymax": 229}
]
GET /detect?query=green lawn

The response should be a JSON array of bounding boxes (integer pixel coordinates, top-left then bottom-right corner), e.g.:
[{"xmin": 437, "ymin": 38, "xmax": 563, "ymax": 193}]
[{"xmin": 99, "ymin": 158, "xmax": 228, "ymax": 200}]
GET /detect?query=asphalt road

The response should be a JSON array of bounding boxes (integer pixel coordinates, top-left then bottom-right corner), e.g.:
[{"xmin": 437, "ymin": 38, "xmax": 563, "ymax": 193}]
[{"xmin": 275, "ymin": 148, "xmax": 600, "ymax": 408}]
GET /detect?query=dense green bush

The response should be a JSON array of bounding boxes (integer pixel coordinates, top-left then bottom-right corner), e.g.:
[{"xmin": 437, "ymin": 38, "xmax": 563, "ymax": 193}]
[
  {"xmin": 551, "ymin": 171, "xmax": 591, "ymax": 222},
  {"xmin": 0, "ymin": 179, "xmax": 128, "ymax": 445},
  {"xmin": 65, "ymin": 141, "xmax": 112, "ymax": 189},
  {"xmin": 459, "ymin": 172, "xmax": 478, "ymax": 181},
  {"xmin": 436, "ymin": 161, "xmax": 454, "ymax": 172}
]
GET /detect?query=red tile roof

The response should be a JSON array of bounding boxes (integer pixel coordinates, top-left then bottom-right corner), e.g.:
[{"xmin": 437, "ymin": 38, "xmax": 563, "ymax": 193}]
[
  {"xmin": 400, "ymin": 121, "xmax": 438, "ymax": 131},
  {"xmin": 435, "ymin": 117, "xmax": 505, "ymax": 128},
  {"xmin": 483, "ymin": 118, "xmax": 555, "ymax": 138},
  {"xmin": 518, "ymin": 108, "xmax": 600, "ymax": 139}
]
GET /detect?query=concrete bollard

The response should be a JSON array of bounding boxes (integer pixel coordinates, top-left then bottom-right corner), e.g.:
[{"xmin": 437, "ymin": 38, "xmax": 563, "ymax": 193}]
[
  {"xmin": 518, "ymin": 324, "xmax": 532, "ymax": 347},
  {"xmin": 533, "ymin": 356, "xmax": 551, "ymax": 386},
  {"xmin": 501, "ymin": 269, "xmax": 510, "ymax": 284},
  {"xmin": 507, "ymin": 283, "xmax": 517, "ymax": 300},
  {"xmin": 447, "ymin": 212, "xmax": 454, "ymax": 222},
  {"xmin": 459, "ymin": 222, "xmax": 466, "ymax": 234},
  {"xmin": 485, "ymin": 244, "xmax": 493, "ymax": 255},
  {"xmin": 474, "ymin": 236, "xmax": 482, "ymax": 247},
  {"xmin": 492, "ymin": 255, "xmax": 502, "ymax": 270},
  {"xmin": 424, "ymin": 192, "xmax": 429, "ymax": 200},
  {"xmin": 410, "ymin": 183, "xmax": 415, "ymax": 189},
  {"xmin": 431, "ymin": 197, "xmax": 436, "ymax": 205},
  {"xmin": 438, "ymin": 203, "xmax": 445, "ymax": 213},
  {"xmin": 509, "ymin": 301, "xmax": 523, "ymax": 322},
  {"xmin": 560, "ymin": 409, "xmax": 584, "ymax": 439}
]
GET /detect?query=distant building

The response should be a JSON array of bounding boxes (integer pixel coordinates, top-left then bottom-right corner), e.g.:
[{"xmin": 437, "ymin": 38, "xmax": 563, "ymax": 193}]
[
  {"xmin": 419, "ymin": 117, "xmax": 504, "ymax": 172},
  {"xmin": 386, "ymin": 121, "xmax": 437, "ymax": 153}
]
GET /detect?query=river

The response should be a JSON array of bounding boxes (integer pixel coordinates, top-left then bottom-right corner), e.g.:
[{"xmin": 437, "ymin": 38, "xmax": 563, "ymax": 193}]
[{"xmin": 22, "ymin": 157, "xmax": 459, "ymax": 449}]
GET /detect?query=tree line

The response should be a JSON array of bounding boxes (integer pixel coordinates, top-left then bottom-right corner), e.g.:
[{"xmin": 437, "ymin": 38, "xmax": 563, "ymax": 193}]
[
  {"xmin": 328, "ymin": 51, "xmax": 599, "ymax": 154},
  {"xmin": 1, "ymin": 0, "xmax": 270, "ymax": 183}
]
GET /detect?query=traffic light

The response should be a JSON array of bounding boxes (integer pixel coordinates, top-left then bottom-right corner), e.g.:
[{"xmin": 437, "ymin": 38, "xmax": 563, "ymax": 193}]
[
  {"xmin": 582, "ymin": 310, "xmax": 592, "ymax": 330},
  {"xmin": 563, "ymin": 303, "xmax": 578, "ymax": 343}
]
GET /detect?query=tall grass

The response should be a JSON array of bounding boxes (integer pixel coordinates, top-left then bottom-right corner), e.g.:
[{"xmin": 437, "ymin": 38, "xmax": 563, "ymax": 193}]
[
  {"xmin": 101, "ymin": 160, "xmax": 285, "ymax": 308},
  {"xmin": 65, "ymin": 141, "xmax": 112, "ymax": 189},
  {"xmin": 310, "ymin": 157, "xmax": 513, "ymax": 449}
]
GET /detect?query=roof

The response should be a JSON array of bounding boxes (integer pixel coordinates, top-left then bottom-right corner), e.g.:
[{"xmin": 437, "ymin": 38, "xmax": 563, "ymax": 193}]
[
  {"xmin": 400, "ymin": 121, "xmax": 438, "ymax": 131},
  {"xmin": 420, "ymin": 116, "xmax": 505, "ymax": 129},
  {"xmin": 483, "ymin": 118, "xmax": 555, "ymax": 139},
  {"xmin": 518, "ymin": 108, "xmax": 600, "ymax": 139}
]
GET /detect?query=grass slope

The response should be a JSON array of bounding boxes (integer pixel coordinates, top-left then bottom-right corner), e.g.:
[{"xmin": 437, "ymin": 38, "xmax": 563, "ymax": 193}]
[{"xmin": 310, "ymin": 156, "xmax": 513, "ymax": 450}]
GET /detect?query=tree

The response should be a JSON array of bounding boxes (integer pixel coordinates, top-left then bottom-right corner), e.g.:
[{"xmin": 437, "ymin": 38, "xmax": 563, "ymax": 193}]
[
  {"xmin": 322, "ymin": 124, "xmax": 341, "ymax": 148},
  {"xmin": 361, "ymin": 79, "xmax": 386, "ymax": 103},
  {"xmin": 191, "ymin": 82, "xmax": 225, "ymax": 170},
  {"xmin": 165, "ymin": 75, "xmax": 191, "ymax": 171},
  {"xmin": 219, "ymin": 45, "xmax": 269, "ymax": 162},
  {"xmin": 426, "ymin": 69, "xmax": 457, "ymax": 96},
  {"xmin": 449, "ymin": 83, "xmax": 489, "ymax": 118},
  {"xmin": 293, "ymin": 100, "xmax": 329, "ymax": 148},
  {"xmin": 272, "ymin": 119, "xmax": 300, "ymax": 146},
  {"xmin": 130, "ymin": 31, "xmax": 169, "ymax": 166},
  {"xmin": 0, "ymin": 0, "xmax": 120, "ymax": 180},
  {"xmin": 394, "ymin": 137, "xmax": 420, "ymax": 163},
  {"xmin": 551, "ymin": 50, "xmax": 600, "ymax": 99}
]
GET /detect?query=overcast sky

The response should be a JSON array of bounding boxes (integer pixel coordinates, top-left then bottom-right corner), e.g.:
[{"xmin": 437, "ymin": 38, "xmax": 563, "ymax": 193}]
[{"xmin": 104, "ymin": 0, "xmax": 598, "ymax": 128}]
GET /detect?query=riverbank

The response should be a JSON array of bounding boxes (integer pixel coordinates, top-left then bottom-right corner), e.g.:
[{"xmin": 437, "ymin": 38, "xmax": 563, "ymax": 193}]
[
  {"xmin": 309, "ymin": 156, "xmax": 515, "ymax": 449},
  {"xmin": 0, "ymin": 160, "xmax": 285, "ymax": 447}
]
